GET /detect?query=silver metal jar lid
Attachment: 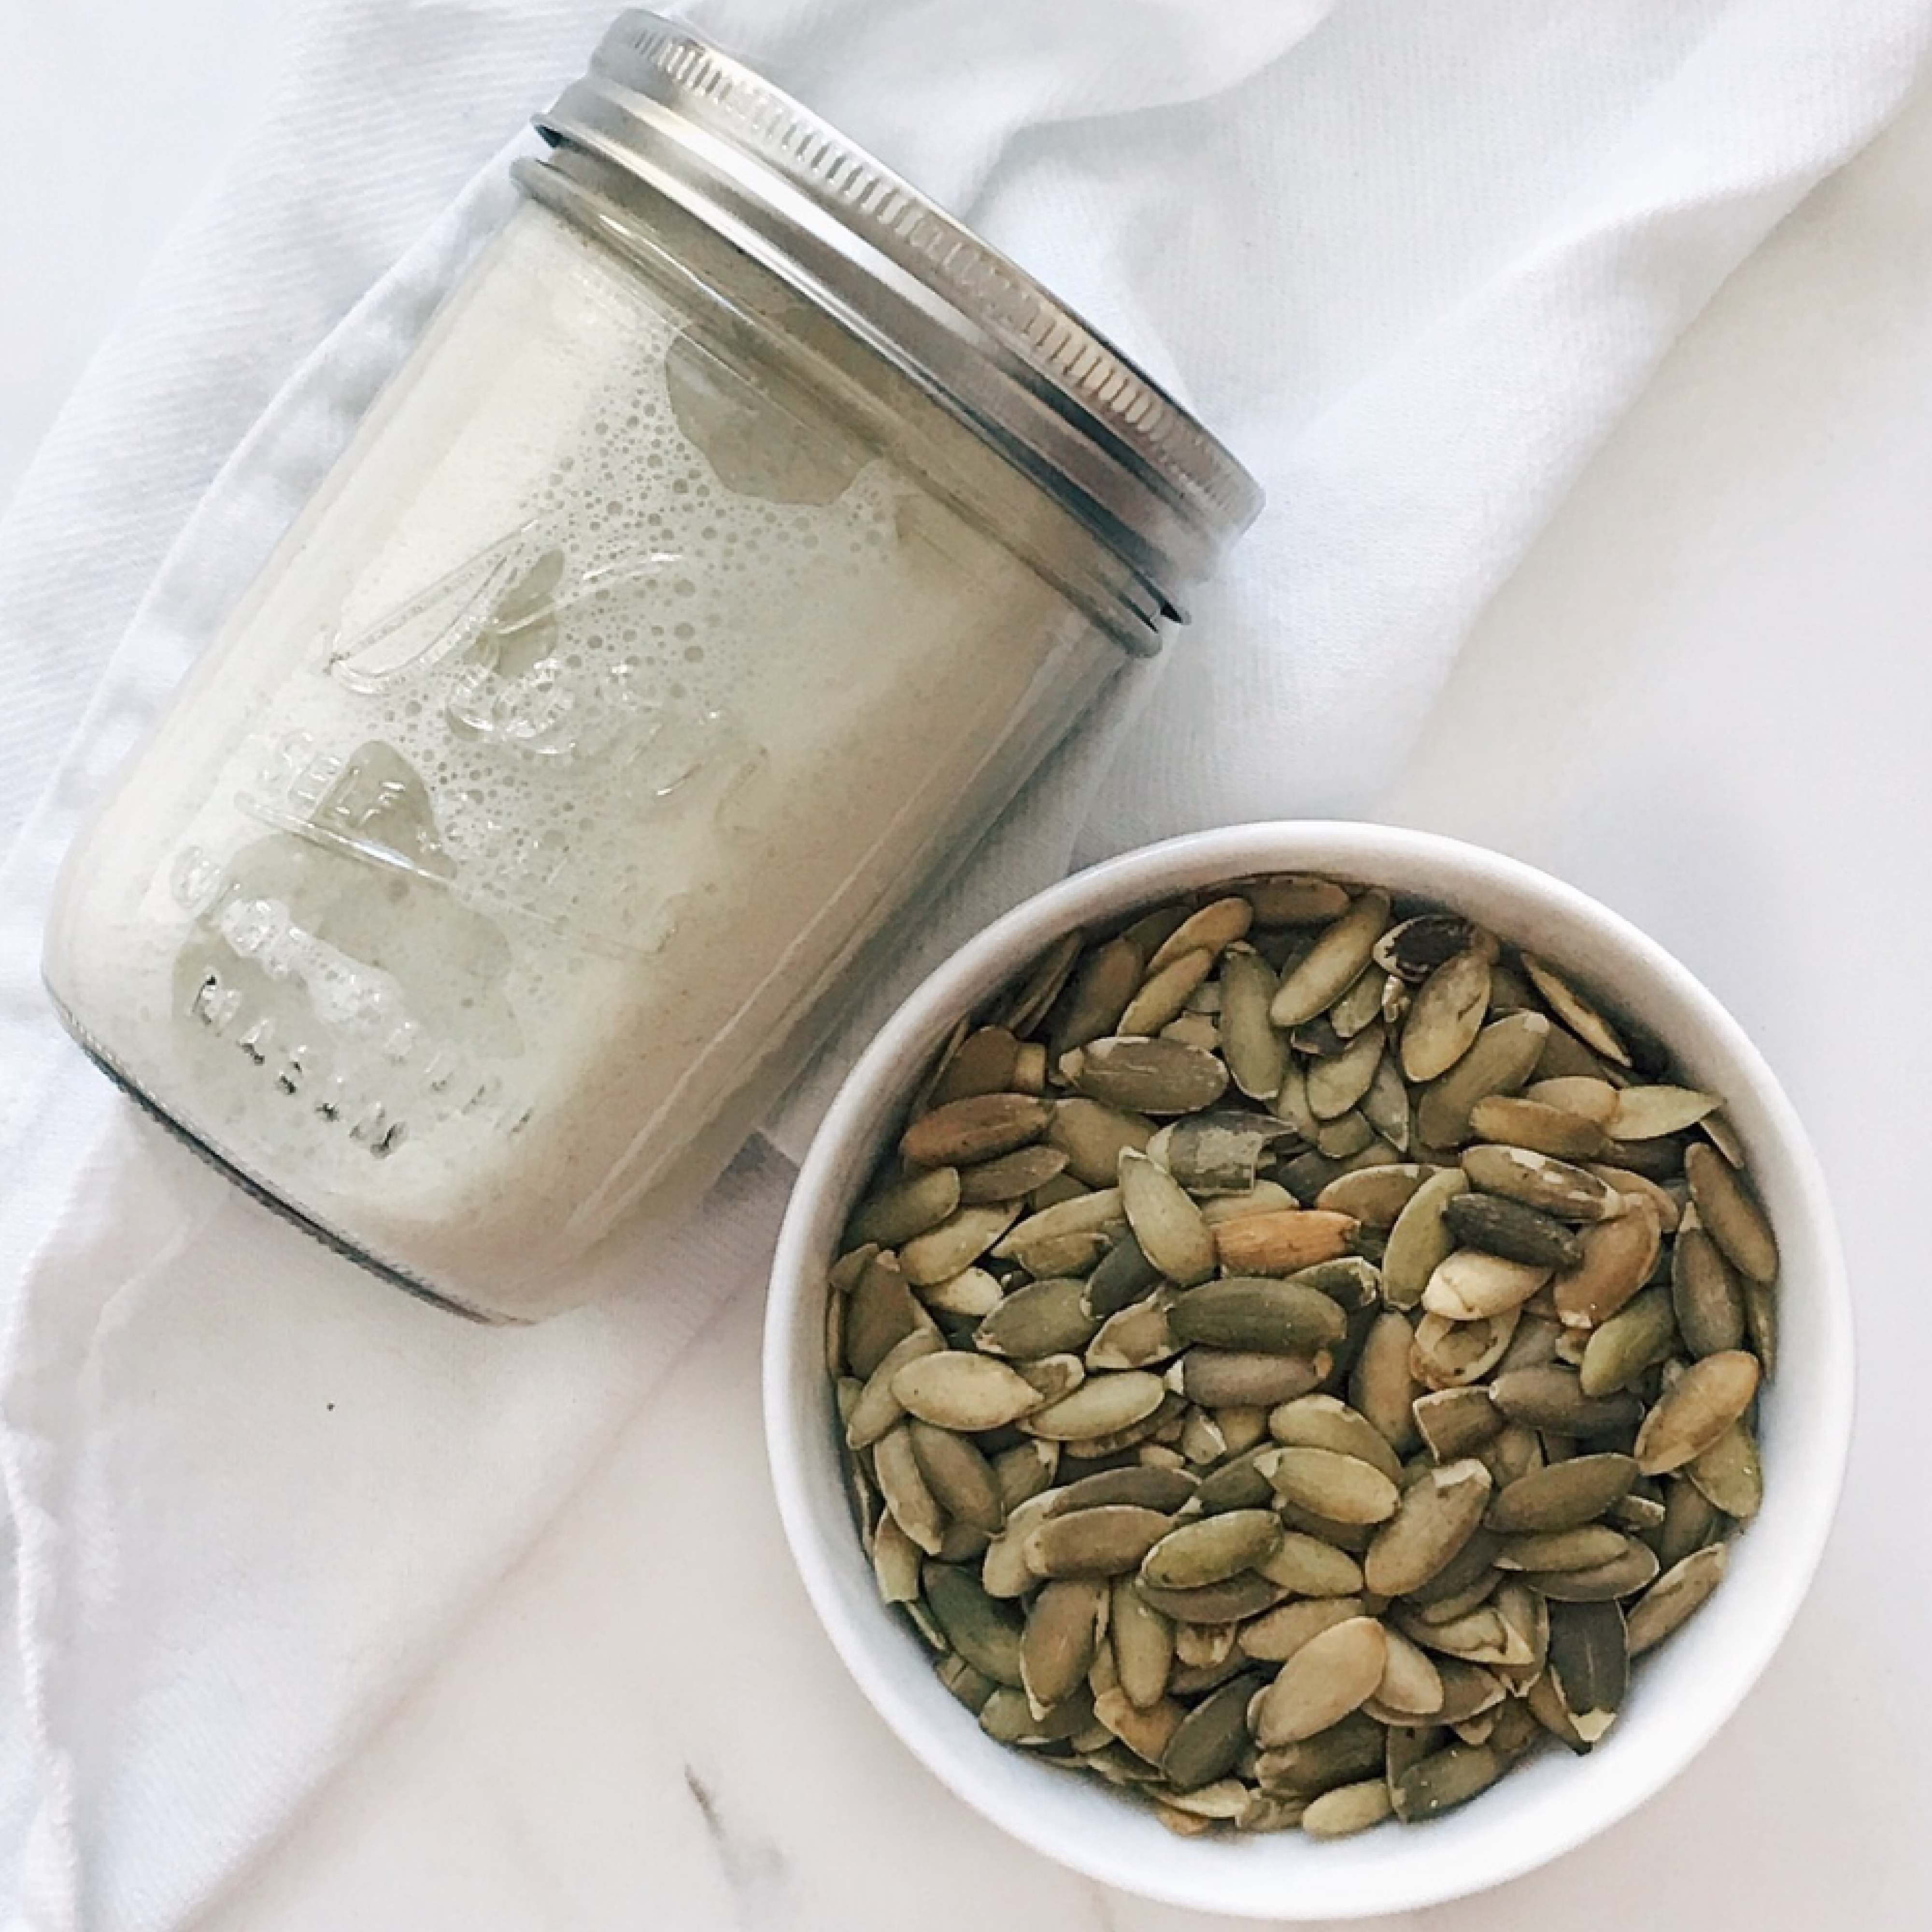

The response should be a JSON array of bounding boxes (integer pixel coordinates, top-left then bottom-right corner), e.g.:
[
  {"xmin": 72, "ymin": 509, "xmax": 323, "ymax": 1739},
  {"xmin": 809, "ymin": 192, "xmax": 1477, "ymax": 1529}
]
[{"xmin": 532, "ymin": 10, "xmax": 1262, "ymax": 639}]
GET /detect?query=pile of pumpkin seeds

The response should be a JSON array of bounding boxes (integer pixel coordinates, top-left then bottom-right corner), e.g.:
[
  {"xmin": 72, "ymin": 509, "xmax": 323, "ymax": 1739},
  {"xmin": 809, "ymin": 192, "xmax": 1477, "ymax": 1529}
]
[{"xmin": 824, "ymin": 875, "xmax": 1777, "ymax": 1837}]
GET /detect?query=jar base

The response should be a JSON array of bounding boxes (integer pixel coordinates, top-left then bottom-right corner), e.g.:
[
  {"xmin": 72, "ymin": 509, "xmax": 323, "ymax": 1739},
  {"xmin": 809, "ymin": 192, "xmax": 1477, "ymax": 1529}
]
[{"xmin": 44, "ymin": 982, "xmax": 511, "ymax": 1326}]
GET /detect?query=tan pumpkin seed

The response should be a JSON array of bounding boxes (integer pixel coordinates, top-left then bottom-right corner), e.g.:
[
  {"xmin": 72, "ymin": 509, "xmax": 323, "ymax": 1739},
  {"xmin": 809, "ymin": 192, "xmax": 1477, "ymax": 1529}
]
[
  {"xmin": 1373, "ymin": 1627, "xmax": 1447, "ymax": 1718},
  {"xmin": 1198, "ymin": 1179, "xmax": 1300, "ymax": 1225},
  {"xmin": 1252, "ymin": 1532, "xmax": 1366, "ymax": 1598},
  {"xmin": 1140, "ymin": 1510, "xmax": 1283, "ymax": 1592},
  {"xmin": 1214, "ymin": 945, "xmax": 1288, "ymax": 1102},
  {"xmin": 1409, "ymin": 1308, "xmax": 1520, "ymax": 1390},
  {"xmin": 1525, "ymin": 1076, "xmax": 1619, "ymax": 1124},
  {"xmin": 1239, "ymin": 1596, "xmax": 1367, "ymax": 1664},
  {"xmin": 1351, "ymin": 1309, "xmax": 1424, "ymax": 1450},
  {"xmin": 1249, "ymin": 1616, "xmax": 1389, "ymax": 1746},
  {"xmin": 1525, "ymin": 1541, "xmax": 1659, "ymax": 1603},
  {"xmin": 1415, "ymin": 1011, "xmax": 1549, "ymax": 1148},
  {"xmin": 1067, "ymin": 1036, "xmax": 1229, "ymax": 1116},
  {"xmin": 1084, "ymin": 1292, "xmax": 1180, "ymax": 1372},
  {"xmin": 1264, "ymin": 1447, "xmax": 1402, "ymax": 1525},
  {"xmin": 1422, "ymin": 1250, "xmax": 1553, "ymax": 1321},
  {"xmin": 871, "ymin": 1512, "xmax": 924, "ymax": 1605},
  {"xmin": 1025, "ymin": 1504, "xmax": 1173, "ymax": 1579},
  {"xmin": 1685, "ymin": 1141, "xmax": 1779, "ymax": 1284},
  {"xmin": 980, "ymin": 1491, "xmax": 1063, "ymax": 1598},
  {"xmin": 1494, "ymin": 1525, "xmax": 1632, "ymax": 1573},
  {"xmin": 1211, "ymin": 1208, "xmax": 1358, "ymax": 1275},
  {"xmin": 913, "ymin": 1265, "xmax": 1004, "ymax": 1321},
  {"xmin": 1634, "ymin": 1350, "xmax": 1761, "ymax": 1474},
  {"xmin": 1468, "ymin": 1094, "xmax": 1607, "ymax": 1161},
  {"xmin": 1014, "ymin": 1352, "xmax": 1086, "ymax": 1405},
  {"xmin": 1553, "ymin": 1196, "xmax": 1662, "ymax": 1329},
  {"xmin": 1110, "ymin": 1582, "xmax": 1176, "ymax": 1710},
  {"xmin": 1314, "ymin": 1163, "xmax": 1430, "ymax": 1228},
  {"xmin": 1608, "ymin": 1084, "xmax": 1719, "ymax": 1141},
  {"xmin": 1625, "ymin": 1542, "xmax": 1728, "ymax": 1656}
]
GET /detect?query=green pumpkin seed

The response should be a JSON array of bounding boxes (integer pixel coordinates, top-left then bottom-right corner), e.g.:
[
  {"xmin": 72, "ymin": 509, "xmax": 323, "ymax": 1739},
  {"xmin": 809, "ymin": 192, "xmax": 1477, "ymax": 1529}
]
[
  {"xmin": 1169, "ymin": 1277, "xmax": 1348, "ymax": 1356},
  {"xmin": 1263, "ymin": 1447, "xmax": 1402, "ymax": 1525},
  {"xmin": 1176, "ymin": 1348, "xmax": 1330, "ymax": 1408},
  {"xmin": 1467, "ymin": 1094, "xmax": 1608, "ymax": 1161},
  {"xmin": 923, "ymin": 1561, "xmax": 1024, "ymax": 1686},
  {"xmin": 1671, "ymin": 1224, "xmax": 1747, "ymax": 1358},
  {"xmin": 1067, "ymin": 1036, "xmax": 1230, "ymax": 1116},
  {"xmin": 876, "ymin": 1426, "xmax": 946, "ymax": 1554},
  {"xmin": 891, "ymin": 1350, "xmax": 1046, "ymax": 1433},
  {"xmin": 1542, "ymin": 1601, "xmax": 1627, "ymax": 1746},
  {"xmin": 1363, "ymin": 1457, "xmax": 1492, "ymax": 1597},
  {"xmin": 1412, "ymin": 1386, "xmax": 1506, "ymax": 1463},
  {"xmin": 1415, "ymin": 1012, "xmax": 1549, "ymax": 1148},
  {"xmin": 1161, "ymin": 1670, "xmax": 1266, "ymax": 1791},
  {"xmin": 1523, "ymin": 1540, "xmax": 1659, "ymax": 1603},
  {"xmin": 1249, "ymin": 874, "xmax": 1352, "ymax": 925},
  {"xmin": 1269, "ymin": 891, "xmax": 1393, "ymax": 1027},
  {"xmin": 1625, "ymin": 1542, "xmax": 1729, "ymax": 1656},
  {"xmin": 956, "ymin": 1143, "xmax": 1070, "ymax": 1205},
  {"xmin": 1401, "ymin": 949, "xmax": 1492, "ymax": 1083},
  {"xmin": 1684, "ymin": 1141, "xmax": 1778, "ymax": 1283},
  {"xmin": 847, "ymin": 1166, "xmax": 963, "ymax": 1250},
  {"xmin": 1020, "ymin": 1577, "xmax": 1107, "ymax": 1714},
  {"xmin": 909, "ymin": 1421, "xmax": 1005, "ymax": 1533},
  {"xmin": 900, "ymin": 1203, "xmax": 1023, "ymax": 1286},
  {"xmin": 1302, "ymin": 1779, "xmax": 1395, "ymax": 1839},
  {"xmin": 1268, "ymin": 1392, "xmax": 1405, "ymax": 1481},
  {"xmin": 1578, "ymin": 1286, "xmax": 1677, "ymax": 1396},
  {"xmin": 975, "ymin": 1276, "xmax": 1100, "ymax": 1360},
  {"xmin": 1686, "ymin": 1419, "xmax": 1762, "ymax": 1519},
  {"xmin": 842, "ymin": 1252, "xmax": 925, "ymax": 1378},
  {"xmin": 1307, "ymin": 1024, "xmax": 1387, "ymax": 1121},
  {"xmin": 1485, "ymin": 1453, "xmax": 1638, "ymax": 1534},
  {"xmin": 1021, "ymin": 1370, "xmax": 1168, "ymax": 1443},
  {"xmin": 1520, "ymin": 953, "xmax": 1632, "ymax": 1067},
  {"xmin": 1118, "ymin": 1149, "xmax": 1217, "ymax": 1285}
]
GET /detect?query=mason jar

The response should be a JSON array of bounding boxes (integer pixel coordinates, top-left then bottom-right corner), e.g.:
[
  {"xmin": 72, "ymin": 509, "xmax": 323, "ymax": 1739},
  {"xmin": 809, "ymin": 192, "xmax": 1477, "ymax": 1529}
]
[{"xmin": 43, "ymin": 11, "xmax": 1261, "ymax": 1321}]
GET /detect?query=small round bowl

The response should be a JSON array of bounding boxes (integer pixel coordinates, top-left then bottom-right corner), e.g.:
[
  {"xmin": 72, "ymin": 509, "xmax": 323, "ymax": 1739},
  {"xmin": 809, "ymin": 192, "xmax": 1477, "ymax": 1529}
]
[{"xmin": 763, "ymin": 822, "xmax": 1850, "ymax": 1918}]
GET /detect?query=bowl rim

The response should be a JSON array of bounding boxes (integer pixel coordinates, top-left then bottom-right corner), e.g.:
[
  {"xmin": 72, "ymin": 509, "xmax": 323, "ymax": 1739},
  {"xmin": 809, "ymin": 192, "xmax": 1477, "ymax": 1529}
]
[{"xmin": 762, "ymin": 820, "xmax": 1853, "ymax": 1918}]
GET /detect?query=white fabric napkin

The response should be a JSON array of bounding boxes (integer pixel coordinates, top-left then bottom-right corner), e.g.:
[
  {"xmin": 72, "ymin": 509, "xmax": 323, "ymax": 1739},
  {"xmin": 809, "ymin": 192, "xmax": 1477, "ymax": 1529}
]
[{"xmin": 2, "ymin": 2, "xmax": 1928, "ymax": 1926}]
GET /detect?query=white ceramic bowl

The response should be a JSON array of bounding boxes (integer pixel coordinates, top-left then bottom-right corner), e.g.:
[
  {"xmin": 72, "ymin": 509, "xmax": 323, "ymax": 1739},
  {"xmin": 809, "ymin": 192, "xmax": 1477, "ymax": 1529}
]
[{"xmin": 763, "ymin": 822, "xmax": 1850, "ymax": 1918}]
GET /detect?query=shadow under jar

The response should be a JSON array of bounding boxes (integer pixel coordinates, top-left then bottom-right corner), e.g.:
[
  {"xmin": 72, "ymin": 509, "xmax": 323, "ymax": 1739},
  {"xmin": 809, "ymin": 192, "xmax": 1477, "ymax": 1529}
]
[{"xmin": 42, "ymin": 11, "xmax": 1261, "ymax": 1321}]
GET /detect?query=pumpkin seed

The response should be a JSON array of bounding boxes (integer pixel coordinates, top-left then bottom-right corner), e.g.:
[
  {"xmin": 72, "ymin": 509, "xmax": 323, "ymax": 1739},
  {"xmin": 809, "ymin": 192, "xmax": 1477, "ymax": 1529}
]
[
  {"xmin": 1634, "ymin": 1350, "xmax": 1761, "ymax": 1474},
  {"xmin": 1068, "ymin": 1036, "xmax": 1230, "ymax": 1115},
  {"xmin": 1269, "ymin": 892, "xmax": 1393, "ymax": 1028},
  {"xmin": 824, "ymin": 871, "xmax": 1776, "ymax": 1835},
  {"xmin": 1625, "ymin": 1542, "xmax": 1729, "ymax": 1656}
]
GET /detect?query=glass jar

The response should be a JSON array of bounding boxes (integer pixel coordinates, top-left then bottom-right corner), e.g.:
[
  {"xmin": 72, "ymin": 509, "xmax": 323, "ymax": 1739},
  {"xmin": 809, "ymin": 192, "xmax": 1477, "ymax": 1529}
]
[{"xmin": 43, "ymin": 11, "xmax": 1260, "ymax": 1321}]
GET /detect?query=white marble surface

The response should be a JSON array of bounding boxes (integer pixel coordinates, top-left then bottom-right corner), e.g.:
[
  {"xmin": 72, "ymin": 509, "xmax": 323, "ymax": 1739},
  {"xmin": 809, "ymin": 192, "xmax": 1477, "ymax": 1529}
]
[{"xmin": 5, "ymin": 7, "xmax": 1931, "ymax": 1931}]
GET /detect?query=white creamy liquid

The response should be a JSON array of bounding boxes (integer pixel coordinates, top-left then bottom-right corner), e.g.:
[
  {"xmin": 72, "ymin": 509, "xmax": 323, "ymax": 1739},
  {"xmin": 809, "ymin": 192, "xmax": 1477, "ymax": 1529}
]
[{"xmin": 54, "ymin": 204, "xmax": 1114, "ymax": 1315}]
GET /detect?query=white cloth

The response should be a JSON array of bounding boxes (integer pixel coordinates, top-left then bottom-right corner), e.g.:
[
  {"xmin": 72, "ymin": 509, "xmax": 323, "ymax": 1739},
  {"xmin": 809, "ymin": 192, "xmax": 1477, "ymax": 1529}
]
[{"xmin": 1, "ymin": 3, "xmax": 1928, "ymax": 1927}]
